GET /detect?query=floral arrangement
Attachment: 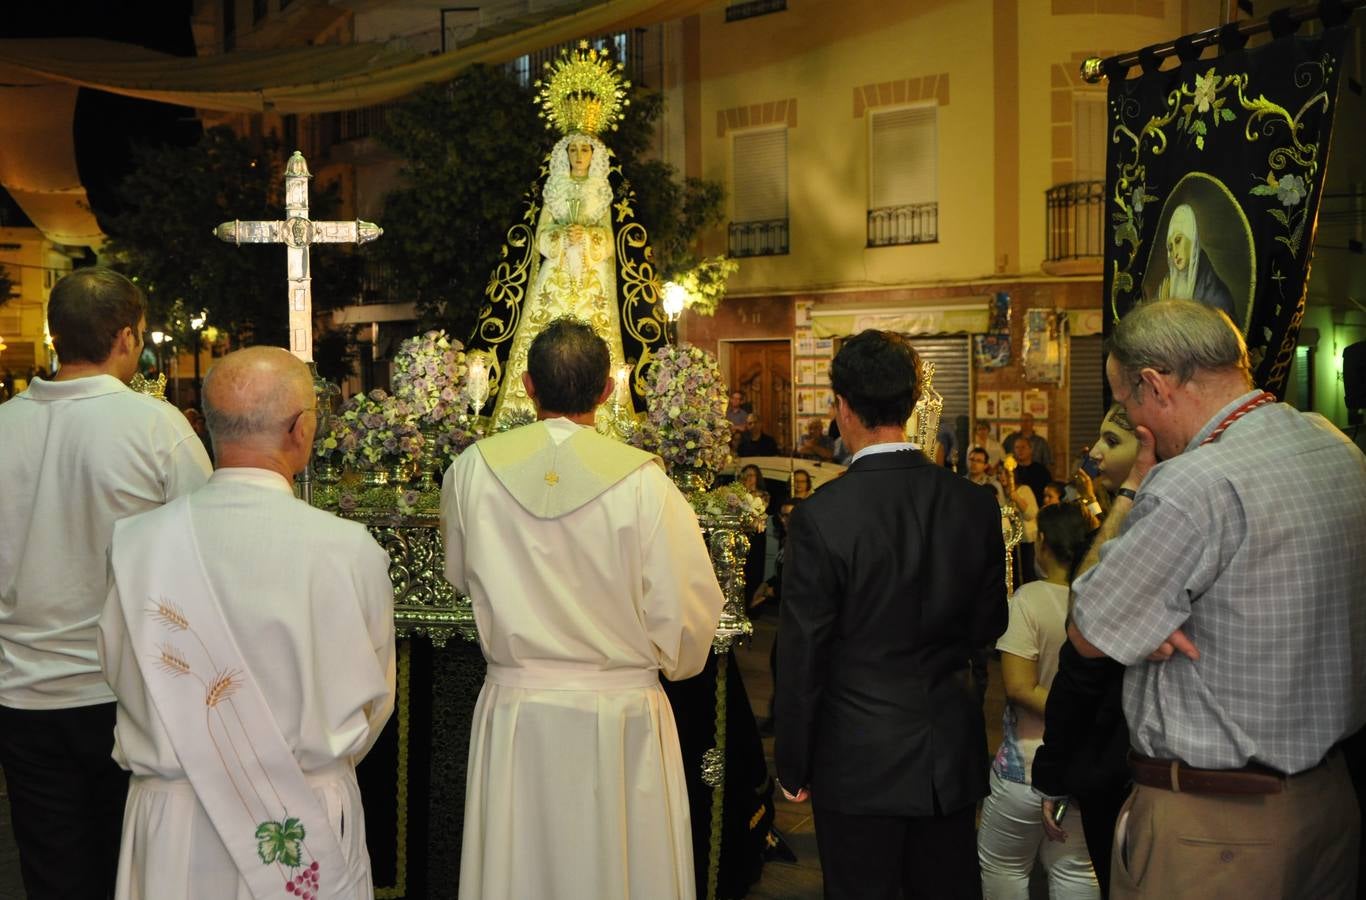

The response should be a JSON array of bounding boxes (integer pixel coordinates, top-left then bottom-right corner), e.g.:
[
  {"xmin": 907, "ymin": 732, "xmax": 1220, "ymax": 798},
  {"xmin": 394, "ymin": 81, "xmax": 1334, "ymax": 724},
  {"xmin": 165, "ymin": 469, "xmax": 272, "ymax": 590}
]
[
  {"xmin": 690, "ymin": 482, "xmax": 767, "ymax": 532},
  {"xmin": 390, "ymin": 330, "xmax": 469, "ymax": 425},
  {"xmin": 630, "ymin": 344, "xmax": 732, "ymax": 474},
  {"xmin": 318, "ymin": 389, "xmax": 425, "ymax": 469}
]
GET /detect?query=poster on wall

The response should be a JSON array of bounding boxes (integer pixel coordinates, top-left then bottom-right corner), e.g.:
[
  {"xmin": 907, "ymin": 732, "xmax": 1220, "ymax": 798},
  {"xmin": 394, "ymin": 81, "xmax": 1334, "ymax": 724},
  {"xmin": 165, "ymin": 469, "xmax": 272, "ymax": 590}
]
[
  {"xmin": 973, "ymin": 292, "xmax": 1013, "ymax": 370},
  {"xmin": 976, "ymin": 391, "xmax": 999, "ymax": 420},
  {"xmin": 1023, "ymin": 390, "xmax": 1049, "ymax": 419},
  {"xmin": 998, "ymin": 391, "xmax": 1023, "ymax": 420},
  {"xmin": 1101, "ymin": 23, "xmax": 1349, "ymax": 397}
]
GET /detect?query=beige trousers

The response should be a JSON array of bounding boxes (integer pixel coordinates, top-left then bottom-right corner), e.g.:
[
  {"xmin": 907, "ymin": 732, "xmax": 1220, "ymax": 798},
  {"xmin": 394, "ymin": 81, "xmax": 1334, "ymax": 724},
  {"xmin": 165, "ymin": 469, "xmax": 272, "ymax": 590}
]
[{"xmin": 1109, "ymin": 751, "xmax": 1360, "ymax": 899}]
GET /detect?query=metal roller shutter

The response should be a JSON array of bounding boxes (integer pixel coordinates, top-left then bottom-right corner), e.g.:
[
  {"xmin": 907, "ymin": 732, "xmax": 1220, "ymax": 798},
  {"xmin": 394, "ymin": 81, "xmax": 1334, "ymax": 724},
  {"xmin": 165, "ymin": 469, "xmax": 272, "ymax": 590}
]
[
  {"xmin": 1067, "ymin": 334, "xmax": 1105, "ymax": 476},
  {"xmin": 907, "ymin": 335, "xmax": 971, "ymax": 466}
]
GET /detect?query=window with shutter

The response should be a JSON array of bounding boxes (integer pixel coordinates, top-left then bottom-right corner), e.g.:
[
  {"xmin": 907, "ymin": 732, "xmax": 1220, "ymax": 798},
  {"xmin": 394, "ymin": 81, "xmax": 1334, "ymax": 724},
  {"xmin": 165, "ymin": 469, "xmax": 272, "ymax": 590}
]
[
  {"xmin": 1072, "ymin": 93, "xmax": 1108, "ymax": 183},
  {"xmin": 729, "ymin": 128, "xmax": 789, "ymax": 257},
  {"xmin": 867, "ymin": 105, "xmax": 938, "ymax": 246}
]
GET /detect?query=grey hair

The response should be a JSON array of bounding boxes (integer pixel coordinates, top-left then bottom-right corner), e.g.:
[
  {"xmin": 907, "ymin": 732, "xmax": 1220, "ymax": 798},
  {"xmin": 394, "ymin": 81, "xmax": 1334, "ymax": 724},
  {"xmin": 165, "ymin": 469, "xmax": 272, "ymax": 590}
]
[
  {"xmin": 202, "ymin": 361, "xmax": 306, "ymax": 447},
  {"xmin": 1106, "ymin": 299, "xmax": 1251, "ymax": 387}
]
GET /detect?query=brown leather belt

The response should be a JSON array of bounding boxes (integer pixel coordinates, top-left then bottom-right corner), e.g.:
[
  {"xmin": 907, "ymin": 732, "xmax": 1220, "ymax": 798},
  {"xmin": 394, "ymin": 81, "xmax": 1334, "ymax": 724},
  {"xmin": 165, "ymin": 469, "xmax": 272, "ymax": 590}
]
[{"xmin": 1128, "ymin": 751, "xmax": 1287, "ymax": 795}]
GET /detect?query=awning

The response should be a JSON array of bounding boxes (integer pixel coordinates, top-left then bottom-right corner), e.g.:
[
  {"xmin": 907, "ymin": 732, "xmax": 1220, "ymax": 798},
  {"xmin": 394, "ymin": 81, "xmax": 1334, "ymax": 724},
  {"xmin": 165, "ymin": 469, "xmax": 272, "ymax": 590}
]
[
  {"xmin": 0, "ymin": 0, "xmax": 712, "ymax": 247},
  {"xmin": 810, "ymin": 297, "xmax": 993, "ymax": 338}
]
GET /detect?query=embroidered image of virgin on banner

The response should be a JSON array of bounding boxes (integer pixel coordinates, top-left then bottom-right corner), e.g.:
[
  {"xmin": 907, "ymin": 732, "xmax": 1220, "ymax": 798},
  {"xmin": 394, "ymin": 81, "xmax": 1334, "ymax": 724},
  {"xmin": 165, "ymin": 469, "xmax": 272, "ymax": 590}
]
[{"xmin": 1102, "ymin": 26, "xmax": 1349, "ymax": 396}]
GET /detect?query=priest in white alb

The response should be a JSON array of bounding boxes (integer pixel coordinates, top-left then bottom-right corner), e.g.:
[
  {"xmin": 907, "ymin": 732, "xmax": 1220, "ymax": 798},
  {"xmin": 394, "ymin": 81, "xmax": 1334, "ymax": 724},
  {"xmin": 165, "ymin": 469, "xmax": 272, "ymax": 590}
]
[
  {"xmin": 99, "ymin": 346, "xmax": 396, "ymax": 900},
  {"xmin": 441, "ymin": 317, "xmax": 725, "ymax": 900}
]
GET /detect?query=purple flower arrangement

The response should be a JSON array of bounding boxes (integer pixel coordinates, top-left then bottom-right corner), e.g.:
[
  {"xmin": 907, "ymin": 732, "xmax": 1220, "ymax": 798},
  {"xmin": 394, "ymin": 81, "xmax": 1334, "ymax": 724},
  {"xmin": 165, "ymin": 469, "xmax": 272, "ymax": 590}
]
[
  {"xmin": 630, "ymin": 345, "xmax": 732, "ymax": 474},
  {"xmin": 317, "ymin": 388, "xmax": 425, "ymax": 470},
  {"xmin": 390, "ymin": 330, "xmax": 470, "ymax": 426}
]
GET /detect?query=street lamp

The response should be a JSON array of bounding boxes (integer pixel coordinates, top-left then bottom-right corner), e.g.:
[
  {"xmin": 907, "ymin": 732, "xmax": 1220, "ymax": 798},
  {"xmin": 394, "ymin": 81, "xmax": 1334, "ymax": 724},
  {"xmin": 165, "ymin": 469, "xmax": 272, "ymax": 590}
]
[
  {"xmin": 189, "ymin": 310, "xmax": 207, "ymax": 406},
  {"xmin": 662, "ymin": 281, "xmax": 688, "ymax": 345},
  {"xmin": 150, "ymin": 330, "xmax": 167, "ymax": 375}
]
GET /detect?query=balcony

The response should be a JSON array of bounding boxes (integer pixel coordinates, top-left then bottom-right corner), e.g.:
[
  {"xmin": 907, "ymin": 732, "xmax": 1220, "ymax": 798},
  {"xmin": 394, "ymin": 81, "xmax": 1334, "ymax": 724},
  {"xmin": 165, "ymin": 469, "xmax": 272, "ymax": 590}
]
[
  {"xmin": 728, "ymin": 219, "xmax": 789, "ymax": 257},
  {"xmin": 1043, "ymin": 180, "xmax": 1104, "ymax": 276},
  {"xmin": 504, "ymin": 29, "xmax": 654, "ymax": 90},
  {"xmin": 726, "ymin": 0, "xmax": 788, "ymax": 22},
  {"xmin": 867, "ymin": 202, "xmax": 938, "ymax": 247},
  {"xmin": 358, "ymin": 258, "xmax": 400, "ymax": 306}
]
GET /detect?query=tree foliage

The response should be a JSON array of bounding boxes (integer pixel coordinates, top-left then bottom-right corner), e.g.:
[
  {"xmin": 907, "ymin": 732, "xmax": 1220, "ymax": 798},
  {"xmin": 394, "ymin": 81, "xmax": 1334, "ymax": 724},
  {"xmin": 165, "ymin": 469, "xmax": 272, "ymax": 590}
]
[
  {"xmin": 102, "ymin": 126, "xmax": 360, "ymax": 374},
  {"xmin": 376, "ymin": 67, "xmax": 549, "ymax": 340},
  {"xmin": 377, "ymin": 65, "xmax": 726, "ymax": 340}
]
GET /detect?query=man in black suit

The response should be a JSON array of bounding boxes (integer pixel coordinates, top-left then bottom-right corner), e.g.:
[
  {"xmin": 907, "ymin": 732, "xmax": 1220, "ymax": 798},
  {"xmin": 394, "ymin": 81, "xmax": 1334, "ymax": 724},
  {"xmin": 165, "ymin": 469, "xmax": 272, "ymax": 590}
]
[{"xmin": 775, "ymin": 330, "xmax": 1008, "ymax": 899}]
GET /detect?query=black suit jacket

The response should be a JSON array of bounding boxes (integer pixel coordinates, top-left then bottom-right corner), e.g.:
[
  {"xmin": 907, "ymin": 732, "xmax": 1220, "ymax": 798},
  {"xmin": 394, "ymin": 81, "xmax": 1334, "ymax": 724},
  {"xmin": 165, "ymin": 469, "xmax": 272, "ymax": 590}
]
[{"xmin": 775, "ymin": 448, "xmax": 1007, "ymax": 817}]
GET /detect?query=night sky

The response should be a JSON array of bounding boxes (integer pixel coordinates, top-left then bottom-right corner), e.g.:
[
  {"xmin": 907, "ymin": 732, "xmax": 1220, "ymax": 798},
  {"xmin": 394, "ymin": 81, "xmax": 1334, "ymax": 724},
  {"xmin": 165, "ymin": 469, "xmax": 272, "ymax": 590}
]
[{"xmin": 1, "ymin": 1, "xmax": 200, "ymax": 228}]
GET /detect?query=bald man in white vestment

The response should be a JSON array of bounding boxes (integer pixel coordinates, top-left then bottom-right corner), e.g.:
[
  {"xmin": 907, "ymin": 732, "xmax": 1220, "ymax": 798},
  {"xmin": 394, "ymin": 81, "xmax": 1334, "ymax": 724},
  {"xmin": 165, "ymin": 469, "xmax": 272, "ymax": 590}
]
[
  {"xmin": 99, "ymin": 346, "xmax": 396, "ymax": 900},
  {"xmin": 0, "ymin": 267, "xmax": 212, "ymax": 899},
  {"xmin": 442, "ymin": 319, "xmax": 725, "ymax": 900}
]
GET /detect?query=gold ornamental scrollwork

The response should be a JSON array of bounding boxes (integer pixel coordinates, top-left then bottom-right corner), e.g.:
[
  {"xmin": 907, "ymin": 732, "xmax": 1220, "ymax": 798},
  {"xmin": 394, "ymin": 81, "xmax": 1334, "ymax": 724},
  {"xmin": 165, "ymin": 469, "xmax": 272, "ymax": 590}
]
[
  {"xmin": 477, "ymin": 195, "xmax": 539, "ymax": 405},
  {"xmin": 613, "ymin": 180, "xmax": 666, "ymax": 398},
  {"xmin": 366, "ymin": 523, "xmax": 477, "ymax": 646}
]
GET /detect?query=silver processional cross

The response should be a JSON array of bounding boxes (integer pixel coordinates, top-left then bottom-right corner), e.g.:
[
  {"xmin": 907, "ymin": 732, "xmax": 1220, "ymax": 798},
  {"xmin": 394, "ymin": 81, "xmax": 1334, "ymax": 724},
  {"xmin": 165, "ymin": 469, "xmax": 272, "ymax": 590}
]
[{"xmin": 214, "ymin": 151, "xmax": 382, "ymax": 362}]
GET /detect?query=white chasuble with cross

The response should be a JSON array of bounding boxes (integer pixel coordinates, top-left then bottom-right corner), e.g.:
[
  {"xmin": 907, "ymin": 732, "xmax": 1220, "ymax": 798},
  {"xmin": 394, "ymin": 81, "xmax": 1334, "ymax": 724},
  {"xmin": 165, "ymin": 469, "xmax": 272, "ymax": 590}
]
[{"xmin": 441, "ymin": 419, "xmax": 725, "ymax": 900}]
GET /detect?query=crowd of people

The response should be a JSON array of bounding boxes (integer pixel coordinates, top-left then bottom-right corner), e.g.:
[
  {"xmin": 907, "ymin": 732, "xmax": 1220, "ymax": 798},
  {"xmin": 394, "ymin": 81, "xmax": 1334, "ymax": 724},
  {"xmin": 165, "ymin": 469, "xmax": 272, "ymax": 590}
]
[{"xmin": 1, "ymin": 268, "xmax": 1362, "ymax": 900}]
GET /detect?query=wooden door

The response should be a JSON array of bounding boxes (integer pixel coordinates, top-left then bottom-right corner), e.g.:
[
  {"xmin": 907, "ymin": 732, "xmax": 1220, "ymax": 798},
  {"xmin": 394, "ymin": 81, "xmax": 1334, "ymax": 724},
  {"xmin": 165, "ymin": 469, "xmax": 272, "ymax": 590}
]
[{"xmin": 730, "ymin": 340, "xmax": 792, "ymax": 454}]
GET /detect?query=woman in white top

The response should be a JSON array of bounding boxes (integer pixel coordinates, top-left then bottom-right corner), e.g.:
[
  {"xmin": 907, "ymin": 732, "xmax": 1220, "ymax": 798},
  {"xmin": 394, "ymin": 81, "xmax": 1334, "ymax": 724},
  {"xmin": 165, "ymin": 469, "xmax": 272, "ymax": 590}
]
[{"xmin": 978, "ymin": 503, "xmax": 1099, "ymax": 899}]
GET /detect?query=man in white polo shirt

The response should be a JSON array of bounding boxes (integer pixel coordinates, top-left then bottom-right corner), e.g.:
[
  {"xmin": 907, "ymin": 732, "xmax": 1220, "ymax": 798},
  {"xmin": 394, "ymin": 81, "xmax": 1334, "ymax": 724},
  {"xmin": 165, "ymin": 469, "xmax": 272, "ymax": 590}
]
[{"xmin": 0, "ymin": 267, "xmax": 212, "ymax": 899}]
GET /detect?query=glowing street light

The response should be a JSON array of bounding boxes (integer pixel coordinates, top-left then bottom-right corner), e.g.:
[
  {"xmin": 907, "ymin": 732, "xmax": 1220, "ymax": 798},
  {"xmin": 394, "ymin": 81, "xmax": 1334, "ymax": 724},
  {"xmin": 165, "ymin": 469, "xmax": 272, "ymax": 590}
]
[
  {"xmin": 662, "ymin": 281, "xmax": 688, "ymax": 344},
  {"xmin": 189, "ymin": 310, "xmax": 208, "ymax": 404},
  {"xmin": 150, "ymin": 330, "xmax": 168, "ymax": 375}
]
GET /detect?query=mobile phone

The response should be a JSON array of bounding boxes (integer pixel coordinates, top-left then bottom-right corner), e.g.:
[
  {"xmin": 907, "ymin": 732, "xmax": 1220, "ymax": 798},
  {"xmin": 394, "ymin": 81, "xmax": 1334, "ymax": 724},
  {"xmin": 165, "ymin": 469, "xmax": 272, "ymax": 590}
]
[
  {"xmin": 1079, "ymin": 457, "xmax": 1101, "ymax": 478},
  {"xmin": 1051, "ymin": 798, "xmax": 1070, "ymax": 826}
]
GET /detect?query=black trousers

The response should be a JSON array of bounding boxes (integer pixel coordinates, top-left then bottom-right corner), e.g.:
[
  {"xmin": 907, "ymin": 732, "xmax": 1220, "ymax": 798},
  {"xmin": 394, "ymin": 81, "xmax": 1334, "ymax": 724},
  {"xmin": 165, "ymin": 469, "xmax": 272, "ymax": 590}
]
[
  {"xmin": 0, "ymin": 702, "xmax": 129, "ymax": 899},
  {"xmin": 1077, "ymin": 783, "xmax": 1130, "ymax": 898},
  {"xmin": 812, "ymin": 802, "xmax": 981, "ymax": 900}
]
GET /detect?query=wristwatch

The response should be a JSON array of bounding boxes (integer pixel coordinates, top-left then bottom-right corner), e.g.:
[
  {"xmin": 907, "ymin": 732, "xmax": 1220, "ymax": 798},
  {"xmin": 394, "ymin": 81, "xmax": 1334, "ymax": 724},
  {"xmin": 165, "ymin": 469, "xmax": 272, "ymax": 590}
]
[{"xmin": 1115, "ymin": 487, "xmax": 1137, "ymax": 502}]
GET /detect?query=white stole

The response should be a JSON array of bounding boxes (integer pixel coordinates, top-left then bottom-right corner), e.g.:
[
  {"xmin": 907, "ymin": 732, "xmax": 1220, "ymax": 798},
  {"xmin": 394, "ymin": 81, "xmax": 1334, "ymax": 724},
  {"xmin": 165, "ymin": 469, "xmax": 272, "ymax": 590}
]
[{"xmin": 110, "ymin": 497, "xmax": 358, "ymax": 900}]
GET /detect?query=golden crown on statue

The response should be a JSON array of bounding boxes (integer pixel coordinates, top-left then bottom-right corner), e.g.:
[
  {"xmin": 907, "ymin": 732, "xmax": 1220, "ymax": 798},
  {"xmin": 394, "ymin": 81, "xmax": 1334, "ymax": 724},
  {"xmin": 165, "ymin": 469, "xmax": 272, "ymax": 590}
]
[{"xmin": 535, "ymin": 40, "xmax": 631, "ymax": 136}]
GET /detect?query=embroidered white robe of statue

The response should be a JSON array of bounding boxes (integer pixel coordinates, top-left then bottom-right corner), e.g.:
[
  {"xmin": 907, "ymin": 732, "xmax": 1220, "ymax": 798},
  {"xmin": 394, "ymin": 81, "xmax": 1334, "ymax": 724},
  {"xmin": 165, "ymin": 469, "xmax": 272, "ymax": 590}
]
[
  {"xmin": 98, "ymin": 468, "xmax": 396, "ymax": 900},
  {"xmin": 441, "ymin": 418, "xmax": 725, "ymax": 900}
]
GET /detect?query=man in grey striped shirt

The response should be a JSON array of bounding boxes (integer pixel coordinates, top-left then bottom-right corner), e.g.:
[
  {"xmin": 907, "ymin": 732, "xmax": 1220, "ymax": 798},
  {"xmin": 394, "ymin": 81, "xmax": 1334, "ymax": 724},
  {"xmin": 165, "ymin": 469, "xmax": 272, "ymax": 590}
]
[{"xmin": 1067, "ymin": 299, "xmax": 1364, "ymax": 899}]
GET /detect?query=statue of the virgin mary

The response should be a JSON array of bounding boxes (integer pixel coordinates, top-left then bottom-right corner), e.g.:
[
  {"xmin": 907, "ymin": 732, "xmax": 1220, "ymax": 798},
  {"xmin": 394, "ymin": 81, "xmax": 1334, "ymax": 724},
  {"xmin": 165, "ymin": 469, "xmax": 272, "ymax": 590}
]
[{"xmin": 471, "ymin": 42, "xmax": 668, "ymax": 428}]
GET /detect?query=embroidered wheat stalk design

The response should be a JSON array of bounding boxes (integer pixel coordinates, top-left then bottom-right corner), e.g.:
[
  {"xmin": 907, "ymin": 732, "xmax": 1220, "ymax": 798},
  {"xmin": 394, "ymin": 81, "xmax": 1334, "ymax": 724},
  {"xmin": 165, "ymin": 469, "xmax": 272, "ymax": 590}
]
[
  {"xmin": 205, "ymin": 669, "xmax": 242, "ymax": 708},
  {"xmin": 149, "ymin": 600, "xmax": 190, "ymax": 632},
  {"xmin": 155, "ymin": 644, "xmax": 192, "ymax": 677}
]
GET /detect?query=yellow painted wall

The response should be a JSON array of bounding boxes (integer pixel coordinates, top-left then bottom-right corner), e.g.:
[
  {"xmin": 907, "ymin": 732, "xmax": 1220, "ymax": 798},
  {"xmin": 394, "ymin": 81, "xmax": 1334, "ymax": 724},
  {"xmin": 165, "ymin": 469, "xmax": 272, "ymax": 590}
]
[
  {"xmin": 1015, "ymin": 2, "xmax": 1199, "ymax": 272},
  {"xmin": 697, "ymin": 0, "xmax": 997, "ymax": 294},
  {"xmin": 0, "ymin": 229, "xmax": 68, "ymax": 381},
  {"xmin": 693, "ymin": 0, "xmax": 1235, "ymax": 295}
]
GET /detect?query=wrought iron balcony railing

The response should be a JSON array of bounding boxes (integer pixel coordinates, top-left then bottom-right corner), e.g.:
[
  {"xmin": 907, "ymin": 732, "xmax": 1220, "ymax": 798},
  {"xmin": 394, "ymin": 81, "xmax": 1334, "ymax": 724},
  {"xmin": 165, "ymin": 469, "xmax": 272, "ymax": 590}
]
[
  {"xmin": 726, "ymin": 0, "xmax": 788, "ymax": 21},
  {"xmin": 1045, "ymin": 180, "xmax": 1105, "ymax": 262},
  {"xmin": 504, "ymin": 29, "xmax": 651, "ymax": 89},
  {"xmin": 728, "ymin": 219, "xmax": 789, "ymax": 257},
  {"xmin": 358, "ymin": 259, "xmax": 400, "ymax": 306},
  {"xmin": 867, "ymin": 202, "xmax": 938, "ymax": 247}
]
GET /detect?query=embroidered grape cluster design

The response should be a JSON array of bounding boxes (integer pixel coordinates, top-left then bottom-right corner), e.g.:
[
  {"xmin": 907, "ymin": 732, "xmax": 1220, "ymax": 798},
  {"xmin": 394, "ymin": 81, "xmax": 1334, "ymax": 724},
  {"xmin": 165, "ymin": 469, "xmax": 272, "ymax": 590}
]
[{"xmin": 284, "ymin": 860, "xmax": 320, "ymax": 897}]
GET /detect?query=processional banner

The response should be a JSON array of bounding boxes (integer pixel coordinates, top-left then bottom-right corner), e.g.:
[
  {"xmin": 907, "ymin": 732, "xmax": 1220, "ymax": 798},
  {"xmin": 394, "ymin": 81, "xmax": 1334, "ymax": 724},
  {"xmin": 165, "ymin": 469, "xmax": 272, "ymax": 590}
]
[{"xmin": 1102, "ymin": 25, "xmax": 1349, "ymax": 397}]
